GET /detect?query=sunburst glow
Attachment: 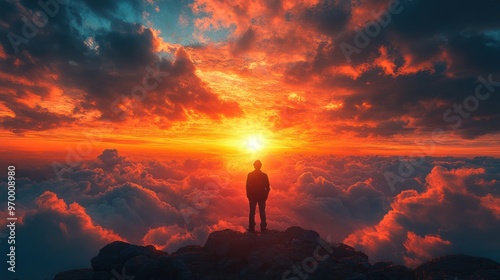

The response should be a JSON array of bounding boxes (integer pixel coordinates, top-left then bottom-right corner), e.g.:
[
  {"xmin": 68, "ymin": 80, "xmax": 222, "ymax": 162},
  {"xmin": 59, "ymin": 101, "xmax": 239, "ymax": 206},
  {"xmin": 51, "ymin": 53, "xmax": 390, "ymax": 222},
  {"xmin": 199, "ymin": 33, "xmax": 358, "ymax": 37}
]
[{"xmin": 246, "ymin": 135, "xmax": 264, "ymax": 152}]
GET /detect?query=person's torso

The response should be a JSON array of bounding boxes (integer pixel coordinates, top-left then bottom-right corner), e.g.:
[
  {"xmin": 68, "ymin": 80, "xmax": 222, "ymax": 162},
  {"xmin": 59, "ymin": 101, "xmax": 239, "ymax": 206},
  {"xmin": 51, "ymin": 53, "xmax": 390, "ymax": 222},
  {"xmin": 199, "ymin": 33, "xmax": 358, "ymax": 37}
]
[{"xmin": 248, "ymin": 171, "xmax": 267, "ymax": 194}]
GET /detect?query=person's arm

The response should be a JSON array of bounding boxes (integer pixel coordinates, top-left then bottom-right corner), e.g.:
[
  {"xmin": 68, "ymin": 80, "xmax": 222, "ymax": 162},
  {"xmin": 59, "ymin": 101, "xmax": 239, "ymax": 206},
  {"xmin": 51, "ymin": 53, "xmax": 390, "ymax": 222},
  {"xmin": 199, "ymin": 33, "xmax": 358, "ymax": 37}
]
[
  {"xmin": 246, "ymin": 173, "xmax": 251, "ymax": 199},
  {"xmin": 264, "ymin": 174, "xmax": 270, "ymax": 194}
]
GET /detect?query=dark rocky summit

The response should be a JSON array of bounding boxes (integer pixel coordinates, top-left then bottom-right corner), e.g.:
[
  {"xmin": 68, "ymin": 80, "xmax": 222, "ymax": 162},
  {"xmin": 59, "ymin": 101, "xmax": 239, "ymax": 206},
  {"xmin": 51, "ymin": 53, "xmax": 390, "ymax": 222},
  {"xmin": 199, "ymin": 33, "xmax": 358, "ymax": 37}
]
[{"xmin": 54, "ymin": 226, "xmax": 500, "ymax": 280}]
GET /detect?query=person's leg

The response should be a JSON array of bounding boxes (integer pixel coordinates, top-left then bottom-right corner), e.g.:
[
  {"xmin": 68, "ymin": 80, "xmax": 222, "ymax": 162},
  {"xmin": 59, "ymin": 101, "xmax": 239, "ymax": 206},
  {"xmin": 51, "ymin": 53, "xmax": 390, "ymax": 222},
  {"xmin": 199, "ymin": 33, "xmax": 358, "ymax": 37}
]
[
  {"xmin": 248, "ymin": 199, "xmax": 257, "ymax": 231},
  {"xmin": 258, "ymin": 200, "xmax": 267, "ymax": 231}
]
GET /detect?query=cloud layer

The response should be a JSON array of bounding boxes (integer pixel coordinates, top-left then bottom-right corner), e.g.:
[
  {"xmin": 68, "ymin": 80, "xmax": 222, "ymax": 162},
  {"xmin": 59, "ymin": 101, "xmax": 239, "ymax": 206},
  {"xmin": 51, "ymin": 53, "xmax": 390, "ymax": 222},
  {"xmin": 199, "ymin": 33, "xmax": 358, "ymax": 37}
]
[{"xmin": 1, "ymin": 150, "xmax": 499, "ymax": 279}]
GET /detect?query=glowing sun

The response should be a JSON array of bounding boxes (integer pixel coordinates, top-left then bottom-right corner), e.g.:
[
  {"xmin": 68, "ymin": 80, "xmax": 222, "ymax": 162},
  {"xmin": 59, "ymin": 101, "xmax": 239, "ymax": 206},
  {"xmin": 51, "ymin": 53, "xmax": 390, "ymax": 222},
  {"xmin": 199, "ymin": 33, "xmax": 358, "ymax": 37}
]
[{"xmin": 246, "ymin": 135, "xmax": 264, "ymax": 152}]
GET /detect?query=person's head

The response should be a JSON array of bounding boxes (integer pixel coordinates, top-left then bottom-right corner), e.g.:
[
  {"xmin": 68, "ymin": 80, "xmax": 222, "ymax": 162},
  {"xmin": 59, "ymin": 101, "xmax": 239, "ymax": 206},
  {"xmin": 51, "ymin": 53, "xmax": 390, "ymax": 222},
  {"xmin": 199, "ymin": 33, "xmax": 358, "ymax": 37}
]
[{"xmin": 253, "ymin": 160, "xmax": 262, "ymax": 170}]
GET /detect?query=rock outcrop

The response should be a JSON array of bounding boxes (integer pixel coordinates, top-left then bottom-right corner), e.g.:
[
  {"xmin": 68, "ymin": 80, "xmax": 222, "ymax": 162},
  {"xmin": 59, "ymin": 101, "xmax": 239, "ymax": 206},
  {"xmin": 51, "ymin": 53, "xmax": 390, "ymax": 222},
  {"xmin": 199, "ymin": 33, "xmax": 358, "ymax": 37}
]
[{"xmin": 54, "ymin": 226, "xmax": 500, "ymax": 280}]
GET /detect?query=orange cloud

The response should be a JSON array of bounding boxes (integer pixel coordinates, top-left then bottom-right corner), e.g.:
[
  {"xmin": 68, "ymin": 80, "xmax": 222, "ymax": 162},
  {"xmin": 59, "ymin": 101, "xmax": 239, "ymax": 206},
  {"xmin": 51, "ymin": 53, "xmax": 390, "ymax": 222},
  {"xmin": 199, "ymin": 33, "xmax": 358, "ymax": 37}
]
[
  {"xmin": 374, "ymin": 46, "xmax": 396, "ymax": 76},
  {"xmin": 345, "ymin": 166, "xmax": 499, "ymax": 267},
  {"xmin": 142, "ymin": 225, "xmax": 195, "ymax": 250},
  {"xmin": 150, "ymin": 28, "xmax": 178, "ymax": 53},
  {"xmin": 36, "ymin": 191, "xmax": 124, "ymax": 242},
  {"xmin": 403, "ymin": 231, "xmax": 451, "ymax": 268},
  {"xmin": 0, "ymin": 44, "xmax": 6, "ymax": 59},
  {"xmin": 480, "ymin": 194, "xmax": 500, "ymax": 219}
]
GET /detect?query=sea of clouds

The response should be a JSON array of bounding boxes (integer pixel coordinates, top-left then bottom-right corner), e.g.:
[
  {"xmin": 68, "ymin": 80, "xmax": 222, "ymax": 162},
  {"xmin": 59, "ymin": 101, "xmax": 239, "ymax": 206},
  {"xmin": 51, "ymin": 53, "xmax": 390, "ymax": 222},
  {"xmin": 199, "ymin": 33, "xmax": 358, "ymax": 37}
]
[{"xmin": 1, "ymin": 149, "xmax": 499, "ymax": 279}]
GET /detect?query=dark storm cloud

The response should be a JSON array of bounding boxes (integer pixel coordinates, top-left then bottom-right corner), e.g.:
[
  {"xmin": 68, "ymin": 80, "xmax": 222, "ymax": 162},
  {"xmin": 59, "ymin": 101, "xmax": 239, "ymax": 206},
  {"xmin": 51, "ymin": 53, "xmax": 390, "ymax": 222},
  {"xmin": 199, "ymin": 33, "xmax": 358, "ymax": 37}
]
[
  {"xmin": 94, "ymin": 21, "xmax": 158, "ymax": 69},
  {"xmin": 279, "ymin": 0, "xmax": 500, "ymax": 138},
  {"xmin": 447, "ymin": 33, "xmax": 500, "ymax": 73},
  {"xmin": 0, "ymin": 0, "xmax": 242, "ymax": 132},
  {"xmin": 389, "ymin": 0, "xmax": 500, "ymax": 39},
  {"xmin": 334, "ymin": 120, "xmax": 415, "ymax": 137},
  {"xmin": 233, "ymin": 27, "xmax": 256, "ymax": 54},
  {"xmin": 300, "ymin": 0, "xmax": 351, "ymax": 36},
  {"xmin": 80, "ymin": 0, "xmax": 142, "ymax": 19},
  {"xmin": 0, "ymin": 104, "xmax": 76, "ymax": 133}
]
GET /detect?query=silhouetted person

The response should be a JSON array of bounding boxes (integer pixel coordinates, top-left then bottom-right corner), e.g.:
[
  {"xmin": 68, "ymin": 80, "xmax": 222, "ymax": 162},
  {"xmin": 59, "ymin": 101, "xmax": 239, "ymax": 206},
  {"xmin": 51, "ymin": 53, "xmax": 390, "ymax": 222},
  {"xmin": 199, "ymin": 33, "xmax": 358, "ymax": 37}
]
[{"xmin": 246, "ymin": 160, "xmax": 270, "ymax": 233}]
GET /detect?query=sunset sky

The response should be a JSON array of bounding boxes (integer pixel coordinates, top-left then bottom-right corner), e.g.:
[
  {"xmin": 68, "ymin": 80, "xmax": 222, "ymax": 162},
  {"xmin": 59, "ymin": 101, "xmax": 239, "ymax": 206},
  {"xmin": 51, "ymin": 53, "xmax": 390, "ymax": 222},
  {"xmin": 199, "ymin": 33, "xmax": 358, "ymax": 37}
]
[
  {"xmin": 1, "ymin": 0, "xmax": 500, "ymax": 279},
  {"xmin": 1, "ymin": 0, "xmax": 500, "ymax": 158}
]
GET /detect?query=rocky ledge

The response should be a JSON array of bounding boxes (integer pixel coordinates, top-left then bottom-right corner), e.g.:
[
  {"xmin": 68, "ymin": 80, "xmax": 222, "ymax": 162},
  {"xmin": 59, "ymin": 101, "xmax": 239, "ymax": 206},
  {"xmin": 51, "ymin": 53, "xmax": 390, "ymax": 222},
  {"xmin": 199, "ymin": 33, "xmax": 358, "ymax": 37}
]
[{"xmin": 54, "ymin": 226, "xmax": 500, "ymax": 280}]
